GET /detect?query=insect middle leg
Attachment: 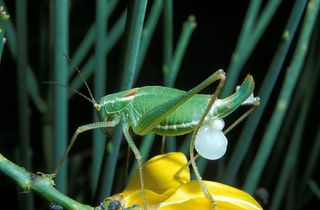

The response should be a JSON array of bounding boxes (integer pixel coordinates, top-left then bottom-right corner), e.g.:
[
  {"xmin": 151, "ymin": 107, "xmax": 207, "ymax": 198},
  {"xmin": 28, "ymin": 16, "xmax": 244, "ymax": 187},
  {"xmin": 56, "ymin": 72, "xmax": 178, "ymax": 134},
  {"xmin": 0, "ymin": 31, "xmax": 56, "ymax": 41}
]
[{"xmin": 122, "ymin": 124, "xmax": 147, "ymax": 210}]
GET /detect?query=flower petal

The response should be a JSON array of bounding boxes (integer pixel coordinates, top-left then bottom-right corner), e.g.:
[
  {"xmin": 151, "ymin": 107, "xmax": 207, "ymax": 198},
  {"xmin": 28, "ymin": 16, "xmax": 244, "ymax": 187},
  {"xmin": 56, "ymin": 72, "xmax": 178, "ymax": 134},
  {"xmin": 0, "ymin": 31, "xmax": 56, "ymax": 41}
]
[
  {"xmin": 159, "ymin": 197, "xmax": 212, "ymax": 210},
  {"xmin": 123, "ymin": 189, "xmax": 176, "ymax": 208},
  {"xmin": 160, "ymin": 180, "xmax": 263, "ymax": 210},
  {"xmin": 123, "ymin": 152, "xmax": 190, "ymax": 196}
]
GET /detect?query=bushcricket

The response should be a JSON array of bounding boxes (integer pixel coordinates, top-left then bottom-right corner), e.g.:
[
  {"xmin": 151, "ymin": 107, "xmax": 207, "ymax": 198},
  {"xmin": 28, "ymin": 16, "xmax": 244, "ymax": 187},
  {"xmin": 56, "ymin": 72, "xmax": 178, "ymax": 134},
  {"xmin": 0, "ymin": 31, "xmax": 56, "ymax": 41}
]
[{"xmin": 52, "ymin": 67, "xmax": 259, "ymax": 210}]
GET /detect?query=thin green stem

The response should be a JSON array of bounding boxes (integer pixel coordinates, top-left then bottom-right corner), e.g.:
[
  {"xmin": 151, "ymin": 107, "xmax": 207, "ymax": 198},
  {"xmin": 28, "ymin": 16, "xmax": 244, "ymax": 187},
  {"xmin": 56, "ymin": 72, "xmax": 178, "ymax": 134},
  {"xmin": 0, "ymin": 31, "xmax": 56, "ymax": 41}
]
[
  {"xmin": 26, "ymin": 66, "xmax": 48, "ymax": 113},
  {"xmin": 129, "ymin": 0, "xmax": 163, "ymax": 182},
  {"xmin": 100, "ymin": 0, "xmax": 148, "ymax": 200},
  {"xmin": 178, "ymin": 134, "xmax": 192, "ymax": 155},
  {"xmin": 243, "ymin": 0, "xmax": 320, "ymax": 193},
  {"xmin": 264, "ymin": 22, "xmax": 320, "ymax": 188},
  {"xmin": 221, "ymin": 0, "xmax": 262, "ymax": 97},
  {"xmin": 169, "ymin": 14, "xmax": 198, "ymax": 166},
  {"xmin": 223, "ymin": 0, "xmax": 308, "ymax": 184},
  {"xmin": 69, "ymin": 10, "xmax": 127, "ymax": 96},
  {"xmin": 0, "ymin": 1, "xmax": 47, "ymax": 113},
  {"xmin": 129, "ymin": 6, "xmax": 196, "ymax": 171},
  {"xmin": 161, "ymin": 0, "xmax": 175, "ymax": 153},
  {"xmin": 162, "ymin": 0, "xmax": 173, "ymax": 86},
  {"xmin": 0, "ymin": 153, "xmax": 94, "ymax": 210},
  {"xmin": 91, "ymin": 0, "xmax": 108, "ymax": 195},
  {"xmin": 222, "ymin": 0, "xmax": 281, "ymax": 97},
  {"xmin": 308, "ymin": 180, "xmax": 320, "ymax": 199},
  {"xmin": 298, "ymin": 51, "xmax": 320, "ymax": 200},
  {"xmin": 53, "ymin": 0, "xmax": 69, "ymax": 193},
  {"xmin": 15, "ymin": 0, "xmax": 33, "ymax": 209},
  {"xmin": 68, "ymin": 0, "xmax": 119, "ymax": 77},
  {"xmin": 270, "ymin": 65, "xmax": 318, "ymax": 210},
  {"xmin": 301, "ymin": 126, "xmax": 320, "ymax": 190},
  {"xmin": 135, "ymin": 0, "xmax": 163, "ymax": 81},
  {"xmin": 168, "ymin": 15, "xmax": 197, "ymax": 87},
  {"xmin": 119, "ymin": 0, "xmax": 148, "ymax": 89}
]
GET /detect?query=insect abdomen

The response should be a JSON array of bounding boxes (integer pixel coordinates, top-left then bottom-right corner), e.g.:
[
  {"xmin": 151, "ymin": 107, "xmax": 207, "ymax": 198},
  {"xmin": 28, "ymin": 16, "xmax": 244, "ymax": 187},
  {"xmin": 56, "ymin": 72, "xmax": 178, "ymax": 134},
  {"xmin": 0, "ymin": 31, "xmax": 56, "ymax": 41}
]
[{"xmin": 126, "ymin": 86, "xmax": 210, "ymax": 136}]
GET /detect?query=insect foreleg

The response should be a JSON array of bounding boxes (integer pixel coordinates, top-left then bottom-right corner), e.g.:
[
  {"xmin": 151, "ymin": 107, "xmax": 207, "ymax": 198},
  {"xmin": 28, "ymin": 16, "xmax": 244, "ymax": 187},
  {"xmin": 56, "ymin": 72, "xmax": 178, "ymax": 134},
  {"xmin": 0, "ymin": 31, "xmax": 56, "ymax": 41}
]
[
  {"xmin": 54, "ymin": 118, "xmax": 120, "ymax": 177},
  {"xmin": 122, "ymin": 124, "xmax": 147, "ymax": 210}
]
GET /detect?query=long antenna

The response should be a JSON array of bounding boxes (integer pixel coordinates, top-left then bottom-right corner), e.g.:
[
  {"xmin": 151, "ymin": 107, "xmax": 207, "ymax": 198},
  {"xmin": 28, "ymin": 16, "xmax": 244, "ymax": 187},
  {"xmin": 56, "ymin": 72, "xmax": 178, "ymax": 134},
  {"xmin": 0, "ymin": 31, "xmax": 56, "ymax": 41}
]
[
  {"xmin": 63, "ymin": 53, "xmax": 96, "ymax": 104},
  {"xmin": 43, "ymin": 81, "xmax": 96, "ymax": 105}
]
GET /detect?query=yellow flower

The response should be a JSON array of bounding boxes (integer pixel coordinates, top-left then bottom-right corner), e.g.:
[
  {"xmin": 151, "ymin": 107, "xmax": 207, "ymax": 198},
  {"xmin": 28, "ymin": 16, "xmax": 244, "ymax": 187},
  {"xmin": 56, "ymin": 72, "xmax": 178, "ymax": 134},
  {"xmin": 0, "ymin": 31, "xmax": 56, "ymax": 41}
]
[{"xmin": 102, "ymin": 152, "xmax": 263, "ymax": 210}]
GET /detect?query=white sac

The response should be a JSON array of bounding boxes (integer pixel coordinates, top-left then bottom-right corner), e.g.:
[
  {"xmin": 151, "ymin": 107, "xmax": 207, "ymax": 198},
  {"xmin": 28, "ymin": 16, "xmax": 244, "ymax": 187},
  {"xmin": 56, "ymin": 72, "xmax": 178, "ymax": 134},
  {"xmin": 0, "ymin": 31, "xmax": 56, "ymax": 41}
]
[{"xmin": 195, "ymin": 119, "xmax": 228, "ymax": 160}]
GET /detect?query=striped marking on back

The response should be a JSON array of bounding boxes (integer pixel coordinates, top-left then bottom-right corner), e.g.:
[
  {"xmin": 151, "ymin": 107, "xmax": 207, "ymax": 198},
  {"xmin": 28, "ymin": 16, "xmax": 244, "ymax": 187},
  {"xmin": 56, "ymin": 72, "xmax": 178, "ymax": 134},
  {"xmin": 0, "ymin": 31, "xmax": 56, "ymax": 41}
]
[{"xmin": 155, "ymin": 120, "xmax": 199, "ymax": 130}]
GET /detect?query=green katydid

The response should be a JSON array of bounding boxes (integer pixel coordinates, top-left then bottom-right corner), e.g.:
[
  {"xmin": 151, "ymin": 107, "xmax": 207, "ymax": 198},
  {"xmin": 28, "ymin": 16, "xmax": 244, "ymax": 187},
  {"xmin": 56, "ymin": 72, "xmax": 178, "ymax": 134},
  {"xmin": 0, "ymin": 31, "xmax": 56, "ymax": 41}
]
[{"xmin": 53, "ymin": 68, "xmax": 259, "ymax": 209}]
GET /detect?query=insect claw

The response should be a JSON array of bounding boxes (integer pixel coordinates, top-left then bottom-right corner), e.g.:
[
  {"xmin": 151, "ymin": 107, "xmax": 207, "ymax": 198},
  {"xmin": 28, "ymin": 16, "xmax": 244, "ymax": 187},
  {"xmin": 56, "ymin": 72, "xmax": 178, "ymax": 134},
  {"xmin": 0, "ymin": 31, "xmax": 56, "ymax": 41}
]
[
  {"xmin": 254, "ymin": 96, "xmax": 261, "ymax": 106},
  {"xmin": 36, "ymin": 172, "xmax": 56, "ymax": 179},
  {"xmin": 216, "ymin": 69, "xmax": 225, "ymax": 75},
  {"xmin": 204, "ymin": 192, "xmax": 217, "ymax": 209}
]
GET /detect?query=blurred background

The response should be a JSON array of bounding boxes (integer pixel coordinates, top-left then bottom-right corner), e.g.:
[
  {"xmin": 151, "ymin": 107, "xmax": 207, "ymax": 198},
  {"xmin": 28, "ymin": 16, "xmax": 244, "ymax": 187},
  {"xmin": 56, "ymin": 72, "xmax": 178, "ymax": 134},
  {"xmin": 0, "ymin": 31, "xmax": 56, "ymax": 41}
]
[{"xmin": 0, "ymin": 0, "xmax": 319, "ymax": 209}]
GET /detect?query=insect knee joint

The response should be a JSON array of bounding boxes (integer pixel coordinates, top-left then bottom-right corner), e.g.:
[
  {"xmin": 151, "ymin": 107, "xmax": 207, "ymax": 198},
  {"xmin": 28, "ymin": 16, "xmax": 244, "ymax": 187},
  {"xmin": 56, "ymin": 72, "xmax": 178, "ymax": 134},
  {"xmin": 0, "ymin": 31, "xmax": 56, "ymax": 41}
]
[
  {"xmin": 76, "ymin": 126, "xmax": 83, "ymax": 133},
  {"xmin": 136, "ymin": 154, "xmax": 142, "ymax": 161}
]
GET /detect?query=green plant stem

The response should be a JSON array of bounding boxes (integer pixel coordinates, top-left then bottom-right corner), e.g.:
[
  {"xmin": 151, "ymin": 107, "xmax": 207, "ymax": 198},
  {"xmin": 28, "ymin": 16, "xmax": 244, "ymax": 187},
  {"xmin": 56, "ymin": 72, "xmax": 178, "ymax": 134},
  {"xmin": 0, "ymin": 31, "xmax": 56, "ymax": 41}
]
[
  {"xmin": 100, "ymin": 0, "xmax": 148, "ymax": 200},
  {"xmin": 223, "ymin": 0, "xmax": 308, "ymax": 184},
  {"xmin": 270, "ymin": 65, "xmax": 317, "ymax": 210},
  {"xmin": 0, "ymin": 1, "xmax": 47, "ymax": 113},
  {"xmin": 162, "ymin": 0, "xmax": 173, "ymax": 86},
  {"xmin": 0, "ymin": 153, "xmax": 94, "ymax": 210},
  {"xmin": 221, "ymin": 0, "xmax": 262, "ymax": 97},
  {"xmin": 53, "ymin": 0, "xmax": 69, "ymax": 193},
  {"xmin": 26, "ymin": 66, "xmax": 48, "ymax": 113},
  {"xmin": 68, "ymin": 0, "xmax": 119, "ymax": 76},
  {"xmin": 168, "ymin": 15, "xmax": 197, "ymax": 87},
  {"xmin": 129, "ymin": 0, "xmax": 163, "ymax": 180},
  {"xmin": 264, "ymin": 22, "xmax": 319, "ymax": 188},
  {"xmin": 15, "ymin": 0, "xmax": 34, "ymax": 209},
  {"xmin": 298, "ymin": 51, "xmax": 320, "ymax": 202},
  {"xmin": 91, "ymin": 0, "xmax": 108, "ymax": 195},
  {"xmin": 135, "ymin": 0, "xmax": 163, "ymax": 81},
  {"xmin": 308, "ymin": 180, "xmax": 320, "ymax": 199},
  {"xmin": 162, "ymin": 0, "xmax": 175, "ymax": 153},
  {"xmin": 69, "ymin": 10, "xmax": 127, "ymax": 96},
  {"xmin": 119, "ymin": 0, "xmax": 148, "ymax": 89},
  {"xmin": 170, "ymin": 15, "xmax": 199, "ymax": 165},
  {"xmin": 243, "ymin": 0, "xmax": 320, "ymax": 193},
  {"xmin": 222, "ymin": 0, "xmax": 281, "ymax": 97},
  {"xmin": 301, "ymin": 125, "xmax": 320, "ymax": 188}
]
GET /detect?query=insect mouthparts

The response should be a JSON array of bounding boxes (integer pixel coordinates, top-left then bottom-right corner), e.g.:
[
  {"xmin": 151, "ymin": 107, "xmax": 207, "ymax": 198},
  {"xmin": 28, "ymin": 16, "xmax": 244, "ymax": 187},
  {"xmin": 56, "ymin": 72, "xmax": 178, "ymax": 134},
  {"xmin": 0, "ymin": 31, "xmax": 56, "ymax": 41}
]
[{"xmin": 94, "ymin": 103, "xmax": 101, "ymax": 111}]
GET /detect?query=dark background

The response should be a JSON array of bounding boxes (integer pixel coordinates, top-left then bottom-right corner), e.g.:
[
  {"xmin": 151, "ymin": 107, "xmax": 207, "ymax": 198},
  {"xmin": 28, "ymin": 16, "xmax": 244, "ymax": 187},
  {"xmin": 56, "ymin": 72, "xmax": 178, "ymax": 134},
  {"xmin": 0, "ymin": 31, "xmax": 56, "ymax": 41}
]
[{"xmin": 1, "ymin": 0, "xmax": 319, "ymax": 209}]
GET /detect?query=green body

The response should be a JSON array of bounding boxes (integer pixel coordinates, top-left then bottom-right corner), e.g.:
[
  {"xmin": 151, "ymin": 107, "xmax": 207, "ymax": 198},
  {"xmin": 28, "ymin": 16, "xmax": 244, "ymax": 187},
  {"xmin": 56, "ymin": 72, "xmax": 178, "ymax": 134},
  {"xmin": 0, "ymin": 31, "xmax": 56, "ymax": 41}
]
[{"xmin": 96, "ymin": 75, "xmax": 254, "ymax": 136}]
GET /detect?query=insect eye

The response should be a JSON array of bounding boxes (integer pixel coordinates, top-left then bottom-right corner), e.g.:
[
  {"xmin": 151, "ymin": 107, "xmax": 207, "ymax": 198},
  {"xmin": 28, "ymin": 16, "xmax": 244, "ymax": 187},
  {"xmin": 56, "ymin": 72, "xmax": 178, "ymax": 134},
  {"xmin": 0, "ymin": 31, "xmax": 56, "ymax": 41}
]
[{"xmin": 108, "ymin": 200, "xmax": 122, "ymax": 210}]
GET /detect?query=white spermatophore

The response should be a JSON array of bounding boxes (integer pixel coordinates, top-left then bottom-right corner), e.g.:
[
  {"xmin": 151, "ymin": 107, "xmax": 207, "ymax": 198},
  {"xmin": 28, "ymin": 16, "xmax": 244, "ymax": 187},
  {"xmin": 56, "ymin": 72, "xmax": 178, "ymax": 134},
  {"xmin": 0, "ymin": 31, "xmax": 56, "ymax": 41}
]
[{"xmin": 195, "ymin": 119, "xmax": 228, "ymax": 160}]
